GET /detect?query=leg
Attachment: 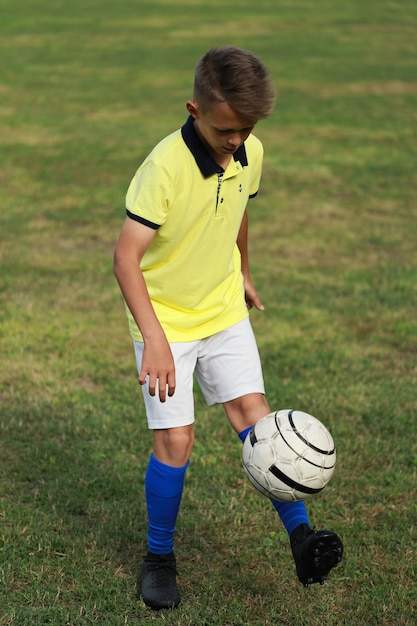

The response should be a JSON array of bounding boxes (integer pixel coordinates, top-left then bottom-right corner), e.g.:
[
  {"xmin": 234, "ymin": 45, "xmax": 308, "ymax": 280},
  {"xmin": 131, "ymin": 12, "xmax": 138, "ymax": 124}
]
[
  {"xmin": 228, "ymin": 400, "xmax": 343, "ymax": 586},
  {"xmin": 147, "ymin": 425, "xmax": 194, "ymax": 554},
  {"xmin": 223, "ymin": 391, "xmax": 270, "ymax": 433},
  {"xmin": 140, "ymin": 426, "xmax": 194, "ymax": 610},
  {"xmin": 153, "ymin": 424, "xmax": 194, "ymax": 467},
  {"xmin": 224, "ymin": 393, "xmax": 310, "ymax": 533},
  {"xmin": 197, "ymin": 320, "xmax": 311, "ymax": 539},
  {"xmin": 197, "ymin": 321, "xmax": 343, "ymax": 586},
  {"xmin": 133, "ymin": 340, "xmax": 198, "ymax": 610}
]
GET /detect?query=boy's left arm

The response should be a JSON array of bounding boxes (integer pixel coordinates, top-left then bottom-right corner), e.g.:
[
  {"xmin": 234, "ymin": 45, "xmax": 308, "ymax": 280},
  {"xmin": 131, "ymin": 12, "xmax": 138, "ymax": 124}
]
[{"xmin": 237, "ymin": 209, "xmax": 264, "ymax": 311}]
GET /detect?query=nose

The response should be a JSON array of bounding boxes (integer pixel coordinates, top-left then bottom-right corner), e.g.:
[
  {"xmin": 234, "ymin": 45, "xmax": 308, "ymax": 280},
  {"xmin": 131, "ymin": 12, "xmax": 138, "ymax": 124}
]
[{"xmin": 227, "ymin": 132, "xmax": 242, "ymax": 147}]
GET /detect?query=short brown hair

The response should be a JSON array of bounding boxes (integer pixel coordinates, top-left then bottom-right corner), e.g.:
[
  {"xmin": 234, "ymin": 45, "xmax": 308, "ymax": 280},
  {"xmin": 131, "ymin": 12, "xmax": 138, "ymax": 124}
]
[{"xmin": 193, "ymin": 46, "xmax": 275, "ymax": 121}]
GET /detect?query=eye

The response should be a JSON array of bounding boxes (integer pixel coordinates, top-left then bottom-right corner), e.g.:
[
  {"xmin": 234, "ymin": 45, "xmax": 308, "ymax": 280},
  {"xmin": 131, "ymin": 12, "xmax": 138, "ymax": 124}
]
[{"xmin": 215, "ymin": 127, "xmax": 254, "ymax": 135}]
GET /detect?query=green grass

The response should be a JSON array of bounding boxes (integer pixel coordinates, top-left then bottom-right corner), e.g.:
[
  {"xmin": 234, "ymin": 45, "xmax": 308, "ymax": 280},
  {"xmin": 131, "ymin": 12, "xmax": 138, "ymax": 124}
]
[{"xmin": 1, "ymin": 0, "xmax": 417, "ymax": 624}]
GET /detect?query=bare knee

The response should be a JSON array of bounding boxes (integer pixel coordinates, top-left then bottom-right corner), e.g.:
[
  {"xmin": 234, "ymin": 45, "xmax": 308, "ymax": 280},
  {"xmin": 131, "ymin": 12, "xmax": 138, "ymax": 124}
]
[
  {"xmin": 223, "ymin": 393, "xmax": 270, "ymax": 433},
  {"xmin": 153, "ymin": 424, "xmax": 194, "ymax": 467}
]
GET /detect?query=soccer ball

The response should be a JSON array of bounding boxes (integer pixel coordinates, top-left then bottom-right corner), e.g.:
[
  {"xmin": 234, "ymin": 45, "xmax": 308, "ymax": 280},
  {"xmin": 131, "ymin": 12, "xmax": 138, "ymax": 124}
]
[{"xmin": 242, "ymin": 410, "xmax": 336, "ymax": 503}]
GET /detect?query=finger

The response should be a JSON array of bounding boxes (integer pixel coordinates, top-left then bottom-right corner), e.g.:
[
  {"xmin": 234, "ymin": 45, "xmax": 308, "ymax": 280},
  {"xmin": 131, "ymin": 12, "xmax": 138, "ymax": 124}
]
[
  {"xmin": 251, "ymin": 294, "xmax": 265, "ymax": 311},
  {"xmin": 158, "ymin": 379, "xmax": 167, "ymax": 403},
  {"xmin": 147, "ymin": 373, "xmax": 157, "ymax": 397},
  {"xmin": 167, "ymin": 370, "xmax": 176, "ymax": 397}
]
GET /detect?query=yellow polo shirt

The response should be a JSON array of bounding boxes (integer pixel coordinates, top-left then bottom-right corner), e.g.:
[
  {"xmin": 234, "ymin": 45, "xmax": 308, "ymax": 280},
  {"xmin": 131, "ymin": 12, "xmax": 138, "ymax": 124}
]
[{"xmin": 125, "ymin": 116, "xmax": 264, "ymax": 342}]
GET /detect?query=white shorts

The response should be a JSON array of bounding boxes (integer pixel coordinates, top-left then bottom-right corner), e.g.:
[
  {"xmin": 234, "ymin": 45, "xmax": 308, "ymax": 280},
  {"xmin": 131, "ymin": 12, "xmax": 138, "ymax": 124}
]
[{"xmin": 133, "ymin": 317, "xmax": 265, "ymax": 429}]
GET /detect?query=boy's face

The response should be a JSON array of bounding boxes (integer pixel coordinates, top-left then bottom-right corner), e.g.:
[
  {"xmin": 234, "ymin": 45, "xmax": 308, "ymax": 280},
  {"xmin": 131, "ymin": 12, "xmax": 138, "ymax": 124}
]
[{"xmin": 186, "ymin": 100, "xmax": 257, "ymax": 166}]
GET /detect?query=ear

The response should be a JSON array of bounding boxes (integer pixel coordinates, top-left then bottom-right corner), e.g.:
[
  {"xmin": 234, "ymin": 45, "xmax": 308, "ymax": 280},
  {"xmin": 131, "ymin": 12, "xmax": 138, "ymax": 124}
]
[{"xmin": 186, "ymin": 100, "xmax": 199, "ymax": 119}]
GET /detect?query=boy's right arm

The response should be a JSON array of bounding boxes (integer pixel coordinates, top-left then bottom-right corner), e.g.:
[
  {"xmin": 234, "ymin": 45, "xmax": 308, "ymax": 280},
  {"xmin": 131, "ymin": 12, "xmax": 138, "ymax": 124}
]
[{"xmin": 113, "ymin": 218, "xmax": 176, "ymax": 402}]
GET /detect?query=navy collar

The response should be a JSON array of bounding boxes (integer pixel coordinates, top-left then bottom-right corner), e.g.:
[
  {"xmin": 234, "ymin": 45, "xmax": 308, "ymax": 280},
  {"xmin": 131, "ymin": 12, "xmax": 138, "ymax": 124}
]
[{"xmin": 181, "ymin": 115, "xmax": 248, "ymax": 177}]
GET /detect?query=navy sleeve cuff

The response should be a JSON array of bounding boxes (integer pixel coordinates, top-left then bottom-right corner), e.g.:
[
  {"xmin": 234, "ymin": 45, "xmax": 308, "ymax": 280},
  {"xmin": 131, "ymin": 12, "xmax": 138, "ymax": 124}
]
[{"xmin": 126, "ymin": 209, "xmax": 160, "ymax": 230}]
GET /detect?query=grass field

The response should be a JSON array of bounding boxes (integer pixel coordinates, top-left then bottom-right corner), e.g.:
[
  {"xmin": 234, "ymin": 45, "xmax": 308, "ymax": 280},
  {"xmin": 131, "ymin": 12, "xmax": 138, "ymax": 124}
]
[{"xmin": 1, "ymin": 0, "xmax": 417, "ymax": 624}]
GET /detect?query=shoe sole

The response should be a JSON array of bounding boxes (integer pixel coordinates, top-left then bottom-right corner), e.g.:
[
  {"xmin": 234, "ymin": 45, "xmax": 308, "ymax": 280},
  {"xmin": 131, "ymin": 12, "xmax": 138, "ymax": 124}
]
[
  {"xmin": 301, "ymin": 535, "xmax": 343, "ymax": 587},
  {"xmin": 141, "ymin": 595, "xmax": 181, "ymax": 611}
]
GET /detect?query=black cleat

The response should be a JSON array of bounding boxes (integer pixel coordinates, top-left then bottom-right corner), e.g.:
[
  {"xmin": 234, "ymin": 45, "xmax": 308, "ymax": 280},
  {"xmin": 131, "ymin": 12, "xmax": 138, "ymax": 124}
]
[
  {"xmin": 139, "ymin": 551, "xmax": 181, "ymax": 610},
  {"xmin": 290, "ymin": 524, "xmax": 343, "ymax": 587}
]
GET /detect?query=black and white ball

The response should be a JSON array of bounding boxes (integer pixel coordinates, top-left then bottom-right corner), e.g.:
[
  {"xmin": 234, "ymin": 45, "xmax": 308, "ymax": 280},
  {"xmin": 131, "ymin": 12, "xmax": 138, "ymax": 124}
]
[{"xmin": 242, "ymin": 410, "xmax": 336, "ymax": 502}]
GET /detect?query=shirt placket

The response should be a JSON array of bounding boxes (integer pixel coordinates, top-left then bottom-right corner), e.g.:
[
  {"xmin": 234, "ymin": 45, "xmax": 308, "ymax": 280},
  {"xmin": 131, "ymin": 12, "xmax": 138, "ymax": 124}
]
[{"xmin": 215, "ymin": 161, "xmax": 243, "ymax": 218}]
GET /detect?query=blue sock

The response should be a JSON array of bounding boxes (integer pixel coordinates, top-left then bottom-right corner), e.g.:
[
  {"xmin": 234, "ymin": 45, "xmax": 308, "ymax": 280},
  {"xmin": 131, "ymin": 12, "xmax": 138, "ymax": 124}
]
[
  {"xmin": 238, "ymin": 426, "xmax": 310, "ymax": 536},
  {"xmin": 269, "ymin": 499, "xmax": 310, "ymax": 536},
  {"xmin": 145, "ymin": 453, "xmax": 189, "ymax": 554},
  {"xmin": 238, "ymin": 425, "xmax": 253, "ymax": 443}
]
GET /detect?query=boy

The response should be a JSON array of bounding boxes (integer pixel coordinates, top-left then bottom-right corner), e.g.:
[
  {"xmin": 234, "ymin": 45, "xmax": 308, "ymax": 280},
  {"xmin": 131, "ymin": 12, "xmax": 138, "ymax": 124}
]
[{"xmin": 114, "ymin": 46, "xmax": 343, "ymax": 611}]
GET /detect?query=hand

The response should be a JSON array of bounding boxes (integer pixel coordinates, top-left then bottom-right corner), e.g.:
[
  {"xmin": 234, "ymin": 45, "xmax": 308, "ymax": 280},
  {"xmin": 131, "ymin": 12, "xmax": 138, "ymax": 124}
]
[
  {"xmin": 244, "ymin": 278, "xmax": 265, "ymax": 311},
  {"xmin": 138, "ymin": 336, "xmax": 176, "ymax": 402}
]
